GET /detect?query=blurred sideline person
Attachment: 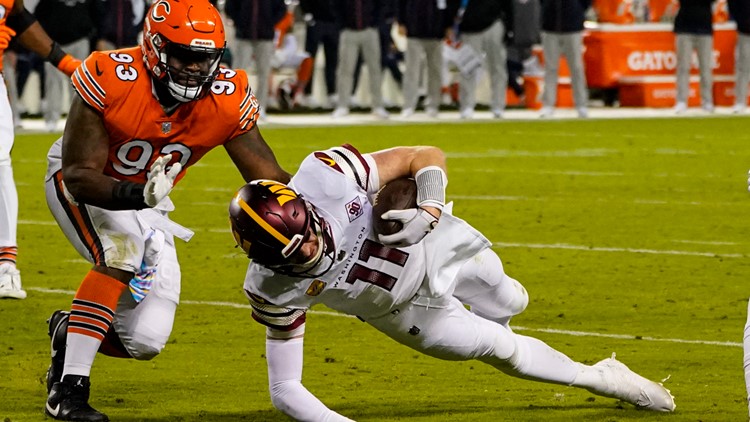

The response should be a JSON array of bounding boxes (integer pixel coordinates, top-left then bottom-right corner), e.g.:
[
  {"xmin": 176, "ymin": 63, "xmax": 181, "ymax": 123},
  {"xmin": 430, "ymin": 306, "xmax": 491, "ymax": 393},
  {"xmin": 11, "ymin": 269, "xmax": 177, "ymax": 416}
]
[
  {"xmin": 300, "ymin": 0, "xmax": 339, "ymax": 109},
  {"xmin": 455, "ymin": 0, "xmax": 513, "ymax": 119},
  {"xmin": 271, "ymin": 8, "xmax": 314, "ymax": 110},
  {"xmin": 95, "ymin": 0, "xmax": 147, "ymax": 50},
  {"xmin": 673, "ymin": 0, "xmax": 715, "ymax": 114},
  {"xmin": 728, "ymin": 0, "xmax": 749, "ymax": 114},
  {"xmin": 225, "ymin": 0, "xmax": 287, "ymax": 119},
  {"xmin": 397, "ymin": 0, "xmax": 452, "ymax": 118},
  {"xmin": 0, "ymin": 0, "xmax": 82, "ymax": 299},
  {"xmin": 43, "ymin": 1, "xmax": 289, "ymax": 420},
  {"xmin": 331, "ymin": 0, "xmax": 389, "ymax": 119},
  {"xmin": 539, "ymin": 0, "xmax": 590, "ymax": 118},
  {"xmin": 34, "ymin": 0, "xmax": 98, "ymax": 132},
  {"xmin": 229, "ymin": 145, "xmax": 676, "ymax": 421}
]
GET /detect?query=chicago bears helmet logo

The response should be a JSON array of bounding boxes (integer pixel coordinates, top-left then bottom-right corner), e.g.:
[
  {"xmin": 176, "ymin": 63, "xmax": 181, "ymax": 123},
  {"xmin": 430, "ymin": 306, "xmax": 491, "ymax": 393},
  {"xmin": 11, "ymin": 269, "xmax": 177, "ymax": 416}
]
[{"xmin": 151, "ymin": 0, "xmax": 170, "ymax": 21}]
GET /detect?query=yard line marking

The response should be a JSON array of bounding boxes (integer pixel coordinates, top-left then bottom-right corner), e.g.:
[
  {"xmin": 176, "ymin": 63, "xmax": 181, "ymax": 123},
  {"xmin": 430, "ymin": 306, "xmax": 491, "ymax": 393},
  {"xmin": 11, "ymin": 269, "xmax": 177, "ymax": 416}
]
[
  {"xmin": 26, "ymin": 287, "xmax": 741, "ymax": 348},
  {"xmin": 493, "ymin": 242, "xmax": 744, "ymax": 259},
  {"xmin": 17, "ymin": 217, "xmax": 742, "ymax": 258}
]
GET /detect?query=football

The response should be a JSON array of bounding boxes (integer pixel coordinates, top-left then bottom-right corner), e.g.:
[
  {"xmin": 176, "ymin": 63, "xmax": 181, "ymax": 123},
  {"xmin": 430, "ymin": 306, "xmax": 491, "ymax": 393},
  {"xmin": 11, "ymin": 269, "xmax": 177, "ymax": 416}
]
[{"xmin": 372, "ymin": 177, "xmax": 417, "ymax": 236}]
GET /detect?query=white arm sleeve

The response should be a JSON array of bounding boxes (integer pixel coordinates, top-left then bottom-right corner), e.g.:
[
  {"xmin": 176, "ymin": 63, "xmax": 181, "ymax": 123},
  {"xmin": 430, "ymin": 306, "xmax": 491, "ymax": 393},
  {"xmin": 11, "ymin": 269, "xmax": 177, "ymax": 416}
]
[{"xmin": 266, "ymin": 337, "xmax": 354, "ymax": 422}]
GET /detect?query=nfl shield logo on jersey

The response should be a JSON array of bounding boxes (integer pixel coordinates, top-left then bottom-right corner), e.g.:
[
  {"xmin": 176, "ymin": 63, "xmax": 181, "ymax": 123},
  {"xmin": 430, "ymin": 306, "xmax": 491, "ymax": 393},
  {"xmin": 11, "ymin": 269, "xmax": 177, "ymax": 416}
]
[
  {"xmin": 345, "ymin": 197, "xmax": 363, "ymax": 222},
  {"xmin": 161, "ymin": 122, "xmax": 172, "ymax": 134}
]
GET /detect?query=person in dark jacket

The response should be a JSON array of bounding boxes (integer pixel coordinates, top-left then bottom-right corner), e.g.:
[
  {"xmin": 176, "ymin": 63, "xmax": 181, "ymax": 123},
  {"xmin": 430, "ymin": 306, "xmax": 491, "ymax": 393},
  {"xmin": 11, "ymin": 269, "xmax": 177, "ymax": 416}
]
[
  {"xmin": 300, "ymin": 0, "xmax": 339, "ymax": 108},
  {"xmin": 225, "ymin": 0, "xmax": 287, "ymax": 118},
  {"xmin": 539, "ymin": 0, "xmax": 591, "ymax": 118},
  {"xmin": 95, "ymin": 0, "xmax": 147, "ymax": 50},
  {"xmin": 35, "ymin": 0, "xmax": 98, "ymax": 131},
  {"xmin": 331, "ymin": 0, "xmax": 389, "ymax": 118},
  {"xmin": 455, "ymin": 0, "xmax": 513, "ymax": 119},
  {"xmin": 728, "ymin": 0, "xmax": 749, "ymax": 113},
  {"xmin": 673, "ymin": 0, "xmax": 715, "ymax": 114},
  {"xmin": 398, "ymin": 0, "xmax": 454, "ymax": 118}
]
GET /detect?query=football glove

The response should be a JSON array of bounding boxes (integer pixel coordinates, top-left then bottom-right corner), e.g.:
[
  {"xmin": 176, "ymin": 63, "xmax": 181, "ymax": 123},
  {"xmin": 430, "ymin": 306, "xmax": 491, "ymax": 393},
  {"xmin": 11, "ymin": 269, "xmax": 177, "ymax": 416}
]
[
  {"xmin": 0, "ymin": 25, "xmax": 16, "ymax": 50},
  {"xmin": 56, "ymin": 54, "xmax": 82, "ymax": 76},
  {"xmin": 144, "ymin": 154, "xmax": 181, "ymax": 207},
  {"xmin": 377, "ymin": 208, "xmax": 438, "ymax": 247}
]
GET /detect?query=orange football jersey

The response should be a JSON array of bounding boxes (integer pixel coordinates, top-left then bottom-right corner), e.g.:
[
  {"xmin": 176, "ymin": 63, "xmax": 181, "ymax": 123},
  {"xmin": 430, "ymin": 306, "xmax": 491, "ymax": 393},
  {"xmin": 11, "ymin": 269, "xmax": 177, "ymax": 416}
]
[
  {"xmin": 71, "ymin": 46, "xmax": 260, "ymax": 185},
  {"xmin": 0, "ymin": 0, "xmax": 15, "ymax": 71}
]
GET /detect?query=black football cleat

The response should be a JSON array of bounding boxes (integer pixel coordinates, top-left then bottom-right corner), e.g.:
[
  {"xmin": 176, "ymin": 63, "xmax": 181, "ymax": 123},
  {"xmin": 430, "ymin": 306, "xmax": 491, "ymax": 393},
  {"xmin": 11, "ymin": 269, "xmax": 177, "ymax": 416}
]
[
  {"xmin": 46, "ymin": 375, "xmax": 109, "ymax": 422},
  {"xmin": 46, "ymin": 310, "xmax": 69, "ymax": 393}
]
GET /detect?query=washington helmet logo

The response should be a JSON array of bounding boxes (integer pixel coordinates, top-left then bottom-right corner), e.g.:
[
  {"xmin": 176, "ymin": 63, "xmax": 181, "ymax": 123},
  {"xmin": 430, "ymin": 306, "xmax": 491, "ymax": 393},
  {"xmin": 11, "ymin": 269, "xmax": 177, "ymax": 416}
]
[{"xmin": 258, "ymin": 180, "xmax": 298, "ymax": 206}]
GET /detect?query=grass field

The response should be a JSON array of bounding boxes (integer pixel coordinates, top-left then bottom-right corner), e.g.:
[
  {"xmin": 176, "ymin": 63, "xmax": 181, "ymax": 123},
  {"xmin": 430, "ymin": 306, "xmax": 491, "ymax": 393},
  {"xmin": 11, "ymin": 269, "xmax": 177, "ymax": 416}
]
[{"xmin": 2, "ymin": 116, "xmax": 750, "ymax": 421}]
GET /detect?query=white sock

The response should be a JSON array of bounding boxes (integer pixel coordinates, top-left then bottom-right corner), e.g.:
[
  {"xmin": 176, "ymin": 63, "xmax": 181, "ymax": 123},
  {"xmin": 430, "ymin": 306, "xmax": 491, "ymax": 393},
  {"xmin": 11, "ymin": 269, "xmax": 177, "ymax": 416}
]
[
  {"xmin": 62, "ymin": 333, "xmax": 101, "ymax": 378},
  {"xmin": 487, "ymin": 334, "xmax": 580, "ymax": 385}
]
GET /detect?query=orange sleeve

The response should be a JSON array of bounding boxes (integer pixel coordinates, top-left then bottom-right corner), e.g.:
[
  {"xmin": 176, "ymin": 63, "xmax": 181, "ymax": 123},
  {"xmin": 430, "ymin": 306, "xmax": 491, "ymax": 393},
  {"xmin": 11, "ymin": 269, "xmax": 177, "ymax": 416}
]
[
  {"xmin": 229, "ymin": 68, "xmax": 261, "ymax": 137},
  {"xmin": 71, "ymin": 52, "xmax": 108, "ymax": 113}
]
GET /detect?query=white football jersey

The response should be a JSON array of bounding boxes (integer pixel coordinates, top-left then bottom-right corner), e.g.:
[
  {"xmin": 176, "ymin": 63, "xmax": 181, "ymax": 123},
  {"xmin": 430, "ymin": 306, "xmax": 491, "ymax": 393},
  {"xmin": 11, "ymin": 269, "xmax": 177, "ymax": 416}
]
[{"xmin": 243, "ymin": 145, "xmax": 491, "ymax": 333}]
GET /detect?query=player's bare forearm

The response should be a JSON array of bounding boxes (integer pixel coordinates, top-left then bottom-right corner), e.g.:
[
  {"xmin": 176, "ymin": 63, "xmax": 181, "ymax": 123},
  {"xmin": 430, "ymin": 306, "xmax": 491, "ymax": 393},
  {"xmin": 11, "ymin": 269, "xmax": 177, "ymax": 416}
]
[
  {"xmin": 371, "ymin": 146, "xmax": 446, "ymax": 186},
  {"xmin": 225, "ymin": 126, "xmax": 292, "ymax": 184},
  {"xmin": 61, "ymin": 96, "xmax": 125, "ymax": 209},
  {"xmin": 14, "ymin": 21, "xmax": 55, "ymax": 58}
]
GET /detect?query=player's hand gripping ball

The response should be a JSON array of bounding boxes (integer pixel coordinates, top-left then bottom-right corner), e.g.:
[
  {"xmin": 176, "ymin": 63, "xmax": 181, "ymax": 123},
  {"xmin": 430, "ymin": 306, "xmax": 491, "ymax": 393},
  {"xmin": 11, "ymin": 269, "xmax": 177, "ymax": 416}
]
[{"xmin": 372, "ymin": 177, "xmax": 418, "ymax": 236}]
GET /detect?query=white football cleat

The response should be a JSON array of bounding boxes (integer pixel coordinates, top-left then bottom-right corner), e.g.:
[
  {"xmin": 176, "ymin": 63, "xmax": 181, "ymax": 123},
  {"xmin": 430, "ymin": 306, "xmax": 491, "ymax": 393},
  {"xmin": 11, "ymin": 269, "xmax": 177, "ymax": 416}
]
[
  {"xmin": 0, "ymin": 264, "xmax": 25, "ymax": 299},
  {"xmin": 588, "ymin": 353, "xmax": 675, "ymax": 412}
]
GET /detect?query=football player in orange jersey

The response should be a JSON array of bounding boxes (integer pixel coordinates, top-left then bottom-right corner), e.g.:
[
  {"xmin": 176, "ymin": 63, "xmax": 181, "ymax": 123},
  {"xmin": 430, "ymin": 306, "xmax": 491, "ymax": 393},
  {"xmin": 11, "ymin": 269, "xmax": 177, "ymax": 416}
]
[
  {"xmin": 42, "ymin": 0, "xmax": 290, "ymax": 420},
  {"xmin": 0, "ymin": 0, "xmax": 81, "ymax": 299}
]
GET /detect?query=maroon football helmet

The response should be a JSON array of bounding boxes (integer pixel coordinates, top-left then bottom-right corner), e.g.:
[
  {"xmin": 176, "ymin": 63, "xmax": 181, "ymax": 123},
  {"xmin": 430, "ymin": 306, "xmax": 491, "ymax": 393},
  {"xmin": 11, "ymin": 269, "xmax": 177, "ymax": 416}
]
[{"xmin": 229, "ymin": 180, "xmax": 335, "ymax": 277}]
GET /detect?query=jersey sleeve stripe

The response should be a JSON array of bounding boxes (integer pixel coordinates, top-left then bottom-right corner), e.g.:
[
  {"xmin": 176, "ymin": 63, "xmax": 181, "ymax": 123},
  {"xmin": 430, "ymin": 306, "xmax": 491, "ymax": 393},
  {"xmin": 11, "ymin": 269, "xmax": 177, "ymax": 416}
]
[
  {"xmin": 80, "ymin": 62, "xmax": 106, "ymax": 98},
  {"xmin": 239, "ymin": 89, "xmax": 259, "ymax": 130},
  {"xmin": 327, "ymin": 145, "xmax": 370, "ymax": 191},
  {"xmin": 72, "ymin": 70, "xmax": 105, "ymax": 110}
]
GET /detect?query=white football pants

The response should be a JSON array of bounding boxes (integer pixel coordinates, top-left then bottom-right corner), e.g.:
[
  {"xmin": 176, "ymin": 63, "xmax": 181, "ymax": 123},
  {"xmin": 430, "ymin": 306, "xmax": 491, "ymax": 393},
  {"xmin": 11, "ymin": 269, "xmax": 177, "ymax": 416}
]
[
  {"xmin": 45, "ymin": 171, "xmax": 183, "ymax": 359},
  {"xmin": 367, "ymin": 248, "xmax": 580, "ymax": 385},
  {"xmin": 0, "ymin": 74, "xmax": 18, "ymax": 250}
]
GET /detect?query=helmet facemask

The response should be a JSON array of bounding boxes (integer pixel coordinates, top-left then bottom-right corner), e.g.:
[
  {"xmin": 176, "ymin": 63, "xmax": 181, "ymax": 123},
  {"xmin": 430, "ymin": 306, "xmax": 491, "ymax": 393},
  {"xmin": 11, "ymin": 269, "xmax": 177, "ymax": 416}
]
[
  {"xmin": 149, "ymin": 33, "xmax": 224, "ymax": 102},
  {"xmin": 270, "ymin": 203, "xmax": 336, "ymax": 278}
]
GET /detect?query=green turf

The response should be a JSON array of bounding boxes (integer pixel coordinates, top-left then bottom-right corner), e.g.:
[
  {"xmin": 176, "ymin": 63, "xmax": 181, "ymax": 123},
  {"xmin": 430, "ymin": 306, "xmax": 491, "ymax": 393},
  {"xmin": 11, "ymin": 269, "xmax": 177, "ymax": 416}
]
[{"xmin": 2, "ymin": 116, "xmax": 749, "ymax": 421}]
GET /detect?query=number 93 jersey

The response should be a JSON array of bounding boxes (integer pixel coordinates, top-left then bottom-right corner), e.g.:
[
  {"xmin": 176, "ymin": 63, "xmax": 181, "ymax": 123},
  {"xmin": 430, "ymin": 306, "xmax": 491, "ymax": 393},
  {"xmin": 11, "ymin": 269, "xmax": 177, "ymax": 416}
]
[{"xmin": 48, "ymin": 46, "xmax": 260, "ymax": 185}]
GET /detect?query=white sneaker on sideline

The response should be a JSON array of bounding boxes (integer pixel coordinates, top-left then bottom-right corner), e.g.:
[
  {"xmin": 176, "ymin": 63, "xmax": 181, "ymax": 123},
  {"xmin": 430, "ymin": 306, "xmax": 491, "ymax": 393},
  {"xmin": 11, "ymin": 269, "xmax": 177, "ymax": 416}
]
[
  {"xmin": 588, "ymin": 353, "xmax": 675, "ymax": 412},
  {"xmin": 332, "ymin": 107, "xmax": 349, "ymax": 118},
  {"xmin": 400, "ymin": 108, "xmax": 414, "ymax": 118},
  {"xmin": 674, "ymin": 102, "xmax": 687, "ymax": 114},
  {"xmin": 459, "ymin": 108, "xmax": 474, "ymax": 119},
  {"xmin": 733, "ymin": 104, "xmax": 747, "ymax": 114},
  {"xmin": 577, "ymin": 107, "xmax": 589, "ymax": 118},
  {"xmin": 701, "ymin": 103, "xmax": 715, "ymax": 113},
  {"xmin": 539, "ymin": 106, "xmax": 553, "ymax": 118},
  {"xmin": 372, "ymin": 107, "xmax": 389, "ymax": 119},
  {"xmin": 491, "ymin": 108, "xmax": 503, "ymax": 119},
  {"xmin": 0, "ymin": 264, "xmax": 25, "ymax": 299},
  {"xmin": 425, "ymin": 107, "xmax": 439, "ymax": 118}
]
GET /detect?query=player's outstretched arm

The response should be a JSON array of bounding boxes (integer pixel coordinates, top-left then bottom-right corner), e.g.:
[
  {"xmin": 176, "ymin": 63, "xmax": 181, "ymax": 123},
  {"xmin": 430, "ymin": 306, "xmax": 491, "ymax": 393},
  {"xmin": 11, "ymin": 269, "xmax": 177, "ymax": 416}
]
[
  {"xmin": 225, "ymin": 126, "xmax": 292, "ymax": 184},
  {"xmin": 7, "ymin": 0, "xmax": 80, "ymax": 76},
  {"xmin": 266, "ymin": 327, "xmax": 354, "ymax": 422}
]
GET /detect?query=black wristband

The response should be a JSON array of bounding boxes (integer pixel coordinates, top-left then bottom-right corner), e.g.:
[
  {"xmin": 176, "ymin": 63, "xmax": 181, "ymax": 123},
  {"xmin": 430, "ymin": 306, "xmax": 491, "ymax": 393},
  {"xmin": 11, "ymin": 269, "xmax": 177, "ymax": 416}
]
[
  {"xmin": 46, "ymin": 42, "xmax": 67, "ymax": 66},
  {"xmin": 6, "ymin": 8, "xmax": 36, "ymax": 34},
  {"xmin": 112, "ymin": 181, "xmax": 148, "ymax": 210}
]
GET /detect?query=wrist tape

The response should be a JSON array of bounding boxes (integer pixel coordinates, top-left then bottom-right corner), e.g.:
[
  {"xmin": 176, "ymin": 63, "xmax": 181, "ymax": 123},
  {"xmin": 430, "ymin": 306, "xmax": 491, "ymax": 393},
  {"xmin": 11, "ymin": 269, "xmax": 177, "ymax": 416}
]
[
  {"xmin": 415, "ymin": 166, "xmax": 446, "ymax": 210},
  {"xmin": 112, "ymin": 180, "xmax": 148, "ymax": 210}
]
